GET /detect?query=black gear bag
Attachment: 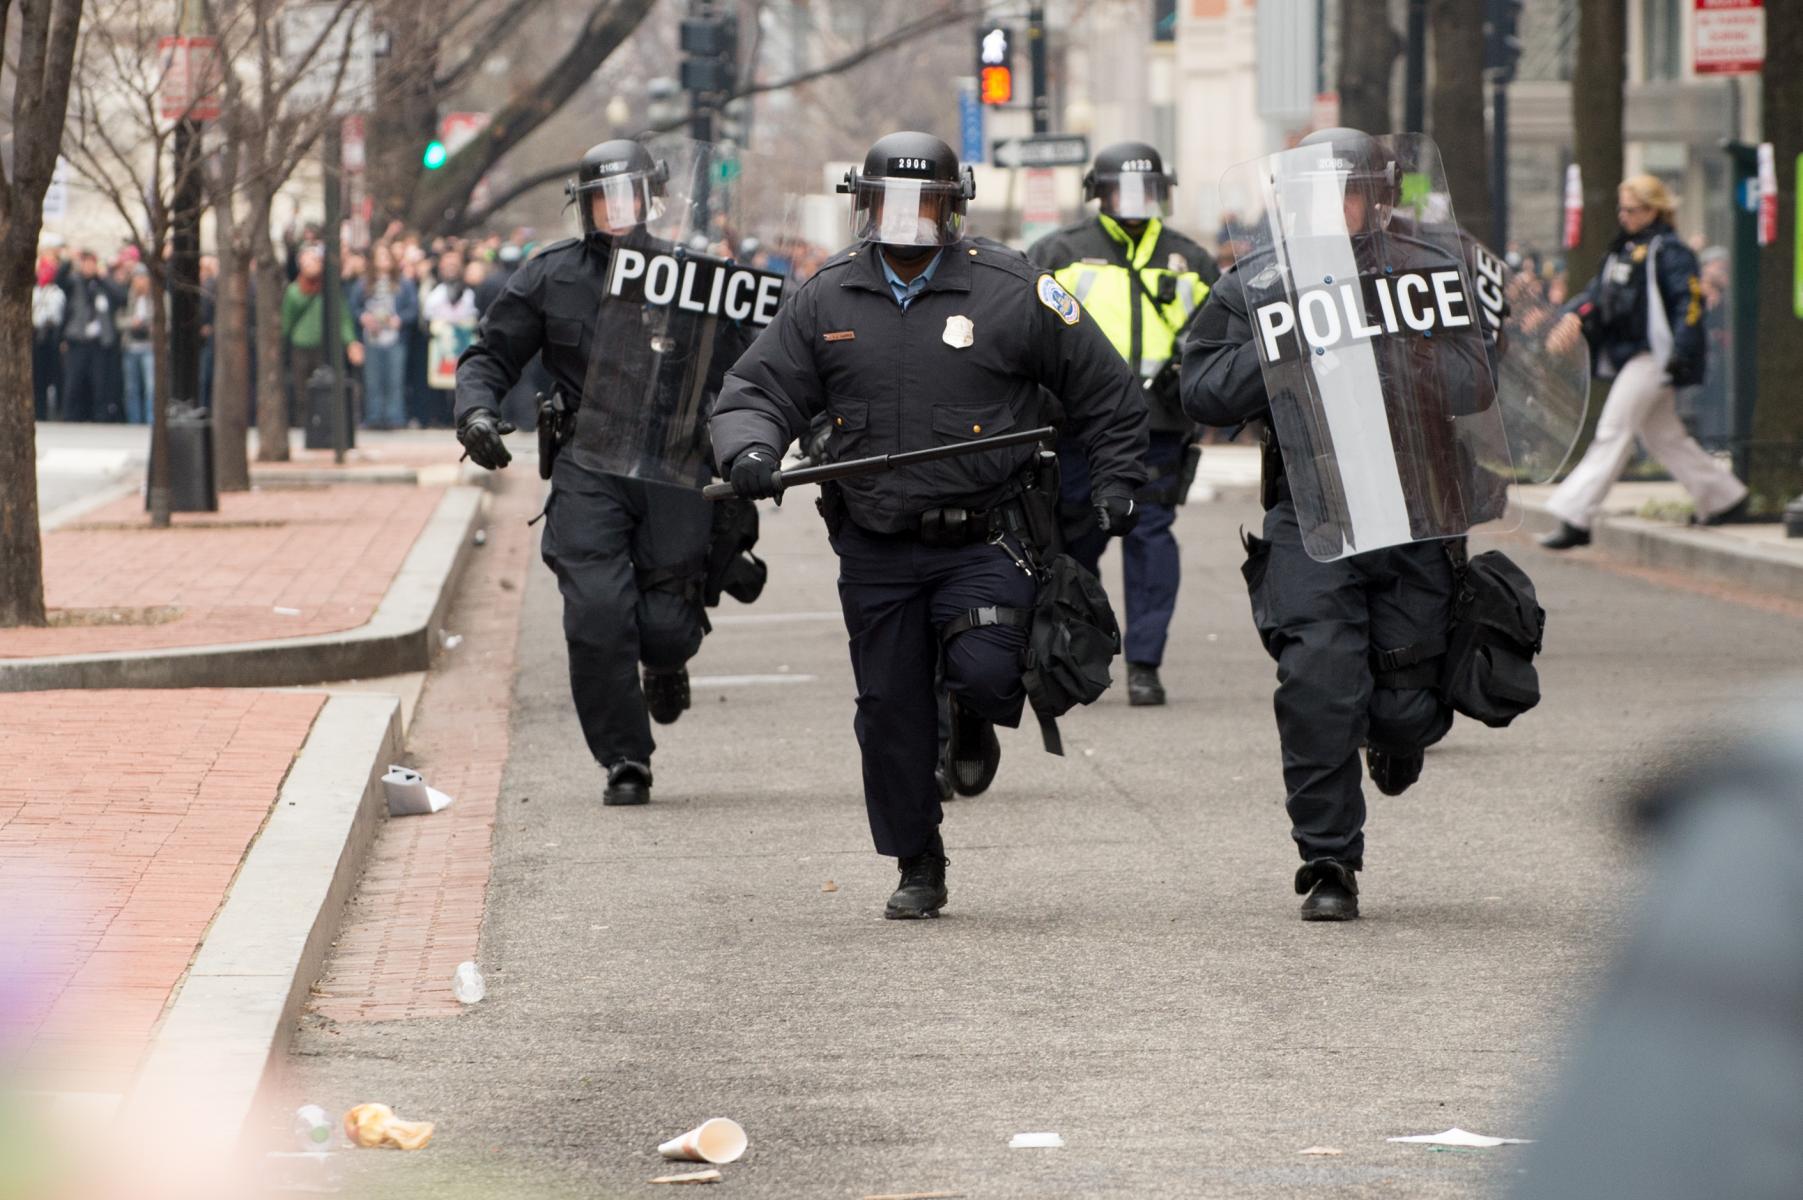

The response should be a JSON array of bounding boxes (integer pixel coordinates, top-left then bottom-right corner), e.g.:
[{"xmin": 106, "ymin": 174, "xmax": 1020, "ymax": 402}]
[
  {"xmin": 1440, "ymin": 547, "xmax": 1545, "ymax": 727},
  {"xmin": 703, "ymin": 497, "xmax": 767, "ymax": 607},
  {"xmin": 1019, "ymin": 552, "xmax": 1121, "ymax": 754}
]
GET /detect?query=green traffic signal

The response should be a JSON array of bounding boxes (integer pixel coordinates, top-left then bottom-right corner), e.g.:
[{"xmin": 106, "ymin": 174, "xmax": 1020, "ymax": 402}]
[{"xmin": 423, "ymin": 140, "xmax": 448, "ymax": 170}]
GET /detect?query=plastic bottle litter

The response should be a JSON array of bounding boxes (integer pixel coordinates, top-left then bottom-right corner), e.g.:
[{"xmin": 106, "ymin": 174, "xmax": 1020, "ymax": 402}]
[
  {"xmin": 294, "ymin": 1104, "xmax": 334, "ymax": 1150},
  {"xmin": 452, "ymin": 961, "xmax": 486, "ymax": 1004}
]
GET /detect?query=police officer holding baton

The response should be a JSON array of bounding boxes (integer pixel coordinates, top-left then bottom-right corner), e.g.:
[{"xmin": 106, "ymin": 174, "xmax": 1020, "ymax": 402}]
[{"xmin": 711, "ymin": 132, "xmax": 1148, "ymax": 920}]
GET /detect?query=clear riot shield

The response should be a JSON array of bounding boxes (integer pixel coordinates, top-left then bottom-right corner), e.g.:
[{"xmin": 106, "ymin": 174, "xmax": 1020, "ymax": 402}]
[
  {"xmin": 1463, "ymin": 238, "xmax": 1592, "ymax": 483},
  {"xmin": 568, "ymin": 141, "xmax": 795, "ymax": 490},
  {"xmin": 1220, "ymin": 134, "xmax": 1518, "ymax": 561}
]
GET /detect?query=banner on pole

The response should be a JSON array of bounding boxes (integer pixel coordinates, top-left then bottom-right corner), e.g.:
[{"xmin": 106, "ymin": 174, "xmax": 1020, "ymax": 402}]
[
  {"xmin": 1561, "ymin": 163, "xmax": 1582, "ymax": 251},
  {"xmin": 1757, "ymin": 142, "xmax": 1777, "ymax": 247}
]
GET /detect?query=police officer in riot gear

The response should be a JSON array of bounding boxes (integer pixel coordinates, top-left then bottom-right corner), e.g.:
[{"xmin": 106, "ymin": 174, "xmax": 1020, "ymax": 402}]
[
  {"xmin": 1180, "ymin": 128, "xmax": 1495, "ymax": 921},
  {"xmin": 712, "ymin": 131, "xmax": 1147, "ymax": 920},
  {"xmin": 456, "ymin": 137, "xmax": 741, "ymax": 807},
  {"xmin": 1028, "ymin": 142, "xmax": 1217, "ymax": 707}
]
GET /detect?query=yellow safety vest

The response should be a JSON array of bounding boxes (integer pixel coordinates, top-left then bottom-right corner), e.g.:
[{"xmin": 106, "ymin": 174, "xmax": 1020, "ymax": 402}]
[{"xmin": 1051, "ymin": 216, "xmax": 1208, "ymax": 379}]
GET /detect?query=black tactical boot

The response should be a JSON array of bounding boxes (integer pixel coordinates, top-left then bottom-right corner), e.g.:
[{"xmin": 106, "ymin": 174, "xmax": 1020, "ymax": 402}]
[
  {"xmin": 885, "ymin": 832, "xmax": 949, "ymax": 920},
  {"xmin": 1296, "ymin": 858, "xmax": 1359, "ymax": 921},
  {"xmin": 1127, "ymin": 663, "xmax": 1166, "ymax": 707},
  {"xmin": 947, "ymin": 698, "xmax": 1000, "ymax": 797},
  {"xmin": 642, "ymin": 666, "xmax": 691, "ymax": 725},
  {"xmin": 1537, "ymin": 521, "xmax": 1590, "ymax": 550},
  {"xmin": 1366, "ymin": 745, "xmax": 1424, "ymax": 796},
  {"xmin": 603, "ymin": 760, "xmax": 652, "ymax": 806}
]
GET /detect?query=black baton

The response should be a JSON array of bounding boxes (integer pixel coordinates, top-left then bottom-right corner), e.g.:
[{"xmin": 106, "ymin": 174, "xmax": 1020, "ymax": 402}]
[{"xmin": 703, "ymin": 425, "xmax": 1057, "ymax": 500}]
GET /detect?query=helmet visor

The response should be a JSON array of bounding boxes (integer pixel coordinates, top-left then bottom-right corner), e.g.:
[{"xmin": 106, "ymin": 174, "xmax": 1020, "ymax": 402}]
[
  {"xmin": 572, "ymin": 174, "xmax": 662, "ymax": 233},
  {"xmin": 1100, "ymin": 172, "xmax": 1171, "ymax": 220},
  {"xmin": 850, "ymin": 179, "xmax": 967, "ymax": 247}
]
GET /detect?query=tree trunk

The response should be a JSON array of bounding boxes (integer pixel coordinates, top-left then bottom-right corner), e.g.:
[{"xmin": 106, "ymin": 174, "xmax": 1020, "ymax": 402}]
[
  {"xmin": 253, "ymin": 197, "xmax": 291, "ymax": 463},
  {"xmin": 147, "ymin": 283, "xmax": 172, "ymax": 527},
  {"xmin": 1753, "ymin": 4, "xmax": 1803, "ymax": 507},
  {"xmin": 1430, "ymin": 0, "xmax": 1492, "ymax": 242},
  {"xmin": 0, "ymin": 0, "xmax": 86, "ymax": 627},
  {"xmin": 1338, "ymin": 0, "xmax": 1400, "ymax": 134},
  {"xmin": 368, "ymin": 2, "xmax": 441, "ymax": 233},
  {"xmin": 213, "ymin": 245, "xmax": 253, "ymax": 490},
  {"xmin": 1569, "ymin": 0, "xmax": 1626, "ymax": 296},
  {"xmin": 0, "ymin": 272, "xmax": 46, "ymax": 626}
]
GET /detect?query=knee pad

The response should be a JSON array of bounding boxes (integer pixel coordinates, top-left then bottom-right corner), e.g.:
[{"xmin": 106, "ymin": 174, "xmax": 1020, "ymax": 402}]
[{"xmin": 637, "ymin": 588, "xmax": 704, "ymax": 669}]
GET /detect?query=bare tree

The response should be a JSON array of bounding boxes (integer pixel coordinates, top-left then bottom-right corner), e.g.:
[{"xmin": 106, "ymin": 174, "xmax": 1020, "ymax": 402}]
[
  {"xmin": 0, "ymin": 0, "xmax": 85, "ymax": 628},
  {"xmin": 1754, "ymin": 4, "xmax": 1803, "ymax": 509},
  {"xmin": 62, "ymin": 0, "xmax": 234, "ymax": 525},
  {"xmin": 1339, "ymin": 0, "xmax": 1401, "ymax": 133},
  {"xmin": 1430, "ymin": 0, "xmax": 1491, "ymax": 241},
  {"xmin": 1568, "ymin": 0, "xmax": 1624, "ymax": 297}
]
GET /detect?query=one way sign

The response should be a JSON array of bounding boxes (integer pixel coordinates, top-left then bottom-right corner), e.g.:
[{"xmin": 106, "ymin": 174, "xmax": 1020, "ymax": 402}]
[{"xmin": 990, "ymin": 134, "xmax": 1090, "ymax": 169}]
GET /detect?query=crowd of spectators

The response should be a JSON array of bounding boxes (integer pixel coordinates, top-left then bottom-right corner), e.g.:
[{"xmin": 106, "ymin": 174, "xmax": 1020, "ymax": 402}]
[{"xmin": 30, "ymin": 221, "xmax": 546, "ymax": 433}]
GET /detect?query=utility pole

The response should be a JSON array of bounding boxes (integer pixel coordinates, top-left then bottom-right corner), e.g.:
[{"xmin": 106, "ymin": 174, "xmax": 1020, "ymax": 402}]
[
  {"xmin": 1403, "ymin": 0, "xmax": 1428, "ymax": 132},
  {"xmin": 1028, "ymin": 4, "xmax": 1049, "ymax": 134},
  {"xmin": 1724, "ymin": 140, "xmax": 1760, "ymax": 484},
  {"xmin": 169, "ymin": 0, "xmax": 203, "ymax": 418},
  {"xmin": 321, "ymin": 119, "xmax": 349, "ymax": 464},
  {"xmin": 1484, "ymin": 0, "xmax": 1523, "ymax": 251}
]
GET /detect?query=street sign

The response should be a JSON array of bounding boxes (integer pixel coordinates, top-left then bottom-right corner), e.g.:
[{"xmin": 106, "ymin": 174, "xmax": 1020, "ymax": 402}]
[
  {"xmin": 1694, "ymin": 0, "xmax": 1764, "ymax": 76},
  {"xmin": 991, "ymin": 134, "xmax": 1089, "ymax": 170},
  {"xmin": 41, "ymin": 156, "xmax": 70, "ymax": 224},
  {"xmin": 157, "ymin": 35, "xmax": 220, "ymax": 121},
  {"xmin": 282, "ymin": 5, "xmax": 375, "ymax": 115},
  {"xmin": 958, "ymin": 81, "xmax": 985, "ymax": 167},
  {"xmin": 1022, "ymin": 167, "xmax": 1060, "ymax": 246}
]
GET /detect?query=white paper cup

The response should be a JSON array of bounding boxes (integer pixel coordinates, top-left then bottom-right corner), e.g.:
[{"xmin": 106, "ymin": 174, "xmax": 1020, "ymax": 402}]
[{"xmin": 657, "ymin": 1117, "xmax": 747, "ymax": 1164}]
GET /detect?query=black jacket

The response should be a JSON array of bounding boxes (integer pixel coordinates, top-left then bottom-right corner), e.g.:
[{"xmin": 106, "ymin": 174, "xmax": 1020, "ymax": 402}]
[
  {"xmin": 1564, "ymin": 221, "xmax": 1705, "ymax": 381},
  {"xmin": 711, "ymin": 239, "xmax": 1148, "ymax": 535}
]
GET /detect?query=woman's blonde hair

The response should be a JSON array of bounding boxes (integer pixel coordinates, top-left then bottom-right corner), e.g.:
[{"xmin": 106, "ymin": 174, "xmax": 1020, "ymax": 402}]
[{"xmin": 1618, "ymin": 174, "xmax": 1677, "ymax": 224}]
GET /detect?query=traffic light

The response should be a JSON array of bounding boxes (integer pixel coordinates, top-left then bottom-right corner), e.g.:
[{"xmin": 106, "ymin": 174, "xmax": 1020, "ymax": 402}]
[
  {"xmin": 1484, "ymin": 0, "xmax": 1523, "ymax": 83},
  {"xmin": 680, "ymin": 9, "xmax": 738, "ymax": 96},
  {"xmin": 422, "ymin": 140, "xmax": 447, "ymax": 170},
  {"xmin": 978, "ymin": 26, "xmax": 1013, "ymax": 106}
]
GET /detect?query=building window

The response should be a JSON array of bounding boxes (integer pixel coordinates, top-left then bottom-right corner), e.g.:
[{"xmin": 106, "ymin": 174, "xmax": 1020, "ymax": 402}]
[
  {"xmin": 1153, "ymin": 0, "xmax": 1177, "ymax": 42},
  {"xmin": 1641, "ymin": 0, "xmax": 1682, "ymax": 81}
]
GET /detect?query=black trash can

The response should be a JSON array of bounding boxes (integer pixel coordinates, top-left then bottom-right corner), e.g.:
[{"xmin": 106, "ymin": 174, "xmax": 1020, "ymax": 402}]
[
  {"xmin": 304, "ymin": 366, "xmax": 357, "ymax": 452},
  {"xmin": 165, "ymin": 401, "xmax": 217, "ymax": 513}
]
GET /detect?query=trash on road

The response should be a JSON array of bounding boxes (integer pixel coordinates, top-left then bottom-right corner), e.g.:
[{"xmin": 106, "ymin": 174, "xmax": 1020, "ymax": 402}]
[
  {"xmin": 1387, "ymin": 1128, "xmax": 1532, "ymax": 1148},
  {"xmin": 1009, "ymin": 1132, "xmax": 1064, "ymax": 1149},
  {"xmin": 451, "ymin": 961, "xmax": 486, "ymax": 1004},
  {"xmin": 438, "ymin": 630, "xmax": 464, "ymax": 651},
  {"xmin": 821, "ymin": 880, "xmax": 839, "ymax": 893},
  {"xmin": 293, "ymin": 1104, "xmax": 333, "ymax": 1149},
  {"xmin": 1299, "ymin": 1146, "xmax": 1344, "ymax": 1156},
  {"xmin": 382, "ymin": 765, "xmax": 453, "ymax": 816},
  {"xmin": 658, "ymin": 1117, "xmax": 748, "ymax": 1164},
  {"xmin": 649, "ymin": 1168, "xmax": 724, "ymax": 1185},
  {"xmin": 473, "ymin": 528, "xmax": 488, "ymax": 546},
  {"xmin": 273, "ymin": 606, "xmax": 302, "ymax": 616},
  {"xmin": 343, "ymin": 1103, "xmax": 435, "ymax": 1150}
]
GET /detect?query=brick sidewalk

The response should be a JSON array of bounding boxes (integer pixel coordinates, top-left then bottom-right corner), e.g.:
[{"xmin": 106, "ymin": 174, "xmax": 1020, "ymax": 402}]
[
  {"xmin": 309, "ymin": 471, "xmax": 537, "ymax": 1022},
  {"xmin": 0, "ymin": 690, "xmax": 324, "ymax": 1096},
  {"xmin": 0, "ymin": 485, "xmax": 443, "ymax": 659}
]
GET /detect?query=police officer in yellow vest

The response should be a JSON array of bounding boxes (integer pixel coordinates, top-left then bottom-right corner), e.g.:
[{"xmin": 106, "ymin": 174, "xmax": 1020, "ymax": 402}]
[{"xmin": 1027, "ymin": 142, "xmax": 1217, "ymax": 706}]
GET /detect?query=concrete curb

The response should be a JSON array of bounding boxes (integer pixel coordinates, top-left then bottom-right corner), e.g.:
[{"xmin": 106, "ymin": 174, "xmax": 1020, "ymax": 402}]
[
  {"xmin": 120, "ymin": 692, "xmax": 401, "ymax": 1145},
  {"xmin": 1516, "ymin": 496, "xmax": 1803, "ymax": 599},
  {"xmin": 0, "ymin": 486, "xmax": 484, "ymax": 691}
]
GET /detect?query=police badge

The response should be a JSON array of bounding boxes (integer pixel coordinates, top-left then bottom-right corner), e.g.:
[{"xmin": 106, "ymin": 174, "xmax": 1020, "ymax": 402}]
[{"xmin": 942, "ymin": 314, "xmax": 975, "ymax": 348}]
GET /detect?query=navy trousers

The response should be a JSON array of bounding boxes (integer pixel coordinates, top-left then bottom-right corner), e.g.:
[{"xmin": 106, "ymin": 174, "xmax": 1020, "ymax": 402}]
[
  {"xmin": 1241, "ymin": 501, "xmax": 1457, "ymax": 867},
  {"xmin": 540, "ymin": 460, "xmax": 712, "ymax": 770},
  {"xmin": 1061, "ymin": 431, "xmax": 1184, "ymax": 667},
  {"xmin": 833, "ymin": 524, "xmax": 1036, "ymax": 858}
]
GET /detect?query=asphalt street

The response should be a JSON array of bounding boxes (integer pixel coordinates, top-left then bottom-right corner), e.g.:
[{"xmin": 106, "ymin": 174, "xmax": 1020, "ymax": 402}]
[{"xmin": 282, "ymin": 485, "xmax": 1803, "ymax": 1199}]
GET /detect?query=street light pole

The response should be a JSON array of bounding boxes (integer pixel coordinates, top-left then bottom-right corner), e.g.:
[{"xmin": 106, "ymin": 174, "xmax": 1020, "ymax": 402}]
[
  {"xmin": 1028, "ymin": 4, "xmax": 1049, "ymax": 135},
  {"xmin": 323, "ymin": 119, "xmax": 348, "ymax": 465}
]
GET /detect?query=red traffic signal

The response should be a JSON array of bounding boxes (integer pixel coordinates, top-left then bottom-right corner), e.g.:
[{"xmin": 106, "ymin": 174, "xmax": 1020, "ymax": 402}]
[{"xmin": 980, "ymin": 65, "xmax": 1013, "ymax": 105}]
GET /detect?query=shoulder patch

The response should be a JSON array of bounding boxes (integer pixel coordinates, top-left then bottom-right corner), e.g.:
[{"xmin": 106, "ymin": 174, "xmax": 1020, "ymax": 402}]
[{"xmin": 1036, "ymin": 273, "xmax": 1082, "ymax": 326}]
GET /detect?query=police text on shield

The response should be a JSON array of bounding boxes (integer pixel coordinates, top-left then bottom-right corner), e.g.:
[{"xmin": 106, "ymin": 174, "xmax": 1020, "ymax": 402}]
[
  {"xmin": 605, "ymin": 249, "xmax": 786, "ymax": 328},
  {"xmin": 1253, "ymin": 267, "xmax": 1474, "ymax": 364}
]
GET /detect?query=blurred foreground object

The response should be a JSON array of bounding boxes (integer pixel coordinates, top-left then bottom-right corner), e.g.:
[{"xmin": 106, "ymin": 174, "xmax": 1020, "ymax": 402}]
[
  {"xmin": 344, "ymin": 1102, "xmax": 435, "ymax": 1150},
  {"xmin": 1517, "ymin": 685, "xmax": 1803, "ymax": 1199}
]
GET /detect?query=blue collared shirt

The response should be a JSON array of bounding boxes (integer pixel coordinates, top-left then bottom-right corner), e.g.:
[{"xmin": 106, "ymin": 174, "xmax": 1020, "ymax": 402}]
[{"xmin": 880, "ymin": 249, "xmax": 944, "ymax": 310}]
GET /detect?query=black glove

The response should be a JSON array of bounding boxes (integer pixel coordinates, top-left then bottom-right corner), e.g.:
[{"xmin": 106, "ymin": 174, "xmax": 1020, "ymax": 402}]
[
  {"xmin": 457, "ymin": 407, "xmax": 516, "ymax": 470},
  {"xmin": 1667, "ymin": 357, "xmax": 1705, "ymax": 389},
  {"xmin": 729, "ymin": 448, "xmax": 784, "ymax": 501},
  {"xmin": 1094, "ymin": 492, "xmax": 1138, "ymax": 537}
]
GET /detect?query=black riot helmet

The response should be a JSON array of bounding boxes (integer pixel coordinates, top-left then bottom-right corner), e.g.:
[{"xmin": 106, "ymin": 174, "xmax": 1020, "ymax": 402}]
[
  {"xmin": 566, "ymin": 139, "xmax": 669, "ymax": 238},
  {"xmin": 1292, "ymin": 127, "xmax": 1399, "ymax": 234},
  {"xmin": 837, "ymin": 131, "xmax": 976, "ymax": 248},
  {"xmin": 1083, "ymin": 141, "xmax": 1176, "ymax": 221}
]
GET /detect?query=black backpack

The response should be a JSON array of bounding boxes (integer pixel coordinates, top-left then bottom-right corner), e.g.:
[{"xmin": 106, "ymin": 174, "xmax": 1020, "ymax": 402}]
[
  {"xmin": 1020, "ymin": 553, "xmax": 1121, "ymax": 754},
  {"xmin": 1441, "ymin": 549, "xmax": 1545, "ymax": 727},
  {"xmin": 702, "ymin": 498, "xmax": 767, "ymax": 608}
]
